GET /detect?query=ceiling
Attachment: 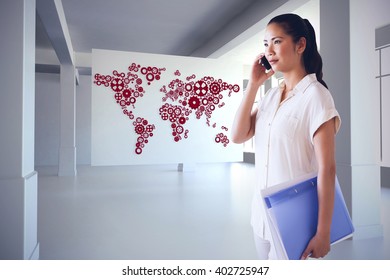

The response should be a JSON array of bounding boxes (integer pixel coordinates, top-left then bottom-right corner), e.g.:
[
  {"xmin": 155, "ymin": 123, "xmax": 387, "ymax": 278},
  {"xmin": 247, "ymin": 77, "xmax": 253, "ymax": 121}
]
[
  {"xmin": 36, "ymin": 0, "xmax": 261, "ymax": 56},
  {"xmin": 35, "ymin": 0, "xmax": 316, "ymax": 74}
]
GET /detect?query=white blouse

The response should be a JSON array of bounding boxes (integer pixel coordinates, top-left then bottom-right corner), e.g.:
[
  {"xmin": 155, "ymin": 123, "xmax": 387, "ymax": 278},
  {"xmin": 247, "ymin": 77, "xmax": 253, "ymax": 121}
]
[{"xmin": 251, "ymin": 73, "xmax": 341, "ymax": 237}]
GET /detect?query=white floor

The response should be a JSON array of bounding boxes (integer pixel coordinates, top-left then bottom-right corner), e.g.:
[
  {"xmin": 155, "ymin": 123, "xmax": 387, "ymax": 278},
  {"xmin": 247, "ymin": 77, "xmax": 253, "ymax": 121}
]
[{"xmin": 37, "ymin": 162, "xmax": 390, "ymax": 260}]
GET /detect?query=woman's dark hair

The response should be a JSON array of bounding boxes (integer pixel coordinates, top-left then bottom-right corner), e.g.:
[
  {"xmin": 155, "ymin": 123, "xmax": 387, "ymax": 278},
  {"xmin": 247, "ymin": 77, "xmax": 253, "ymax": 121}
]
[{"xmin": 268, "ymin": 13, "xmax": 328, "ymax": 89}]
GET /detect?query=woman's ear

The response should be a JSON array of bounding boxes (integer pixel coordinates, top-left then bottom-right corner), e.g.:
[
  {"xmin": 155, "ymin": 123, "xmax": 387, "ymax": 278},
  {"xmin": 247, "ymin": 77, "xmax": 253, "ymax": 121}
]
[{"xmin": 296, "ymin": 37, "xmax": 306, "ymax": 54}]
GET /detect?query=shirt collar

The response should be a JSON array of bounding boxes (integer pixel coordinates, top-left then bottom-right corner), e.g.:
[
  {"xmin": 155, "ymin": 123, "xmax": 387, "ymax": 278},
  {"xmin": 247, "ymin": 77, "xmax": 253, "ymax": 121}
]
[{"xmin": 278, "ymin": 73, "xmax": 317, "ymax": 95}]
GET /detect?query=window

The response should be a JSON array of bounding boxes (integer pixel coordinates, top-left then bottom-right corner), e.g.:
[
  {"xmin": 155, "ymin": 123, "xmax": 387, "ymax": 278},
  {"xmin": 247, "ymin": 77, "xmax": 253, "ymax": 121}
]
[{"xmin": 376, "ymin": 24, "xmax": 390, "ymax": 167}]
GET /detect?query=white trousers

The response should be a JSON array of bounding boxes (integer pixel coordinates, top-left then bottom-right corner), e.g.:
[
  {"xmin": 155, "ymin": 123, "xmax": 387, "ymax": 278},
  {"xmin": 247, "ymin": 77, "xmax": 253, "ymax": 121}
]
[{"xmin": 253, "ymin": 230, "xmax": 277, "ymax": 260}]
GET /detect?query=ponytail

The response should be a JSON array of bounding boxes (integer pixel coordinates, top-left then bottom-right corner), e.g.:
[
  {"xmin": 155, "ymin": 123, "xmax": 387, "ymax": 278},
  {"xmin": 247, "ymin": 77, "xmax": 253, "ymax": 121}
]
[
  {"xmin": 302, "ymin": 19, "xmax": 327, "ymax": 89},
  {"xmin": 268, "ymin": 14, "xmax": 328, "ymax": 89}
]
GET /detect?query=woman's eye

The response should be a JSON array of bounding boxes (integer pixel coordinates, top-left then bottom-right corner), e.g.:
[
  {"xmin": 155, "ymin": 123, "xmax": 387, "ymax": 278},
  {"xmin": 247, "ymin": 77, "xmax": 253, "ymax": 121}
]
[
  {"xmin": 264, "ymin": 43, "xmax": 268, "ymax": 47},
  {"xmin": 274, "ymin": 39, "xmax": 281, "ymax": 44}
]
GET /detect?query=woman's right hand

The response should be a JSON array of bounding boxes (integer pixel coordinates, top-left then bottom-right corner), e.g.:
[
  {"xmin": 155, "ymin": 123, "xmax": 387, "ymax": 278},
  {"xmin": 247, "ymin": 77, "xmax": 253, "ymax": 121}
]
[{"xmin": 249, "ymin": 54, "xmax": 275, "ymax": 87}]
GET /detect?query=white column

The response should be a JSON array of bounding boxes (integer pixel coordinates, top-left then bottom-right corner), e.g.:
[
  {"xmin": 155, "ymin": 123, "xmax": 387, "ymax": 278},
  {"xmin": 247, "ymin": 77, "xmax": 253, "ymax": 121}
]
[
  {"xmin": 178, "ymin": 163, "xmax": 197, "ymax": 172},
  {"xmin": 58, "ymin": 64, "xmax": 77, "ymax": 176},
  {"xmin": 0, "ymin": 0, "xmax": 39, "ymax": 259},
  {"xmin": 349, "ymin": 0, "xmax": 386, "ymax": 239},
  {"xmin": 321, "ymin": 0, "xmax": 383, "ymax": 240}
]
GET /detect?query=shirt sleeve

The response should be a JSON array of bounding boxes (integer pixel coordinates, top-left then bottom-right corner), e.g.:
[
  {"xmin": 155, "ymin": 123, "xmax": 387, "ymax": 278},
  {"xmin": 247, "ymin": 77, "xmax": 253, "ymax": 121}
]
[{"xmin": 308, "ymin": 85, "xmax": 341, "ymax": 145}]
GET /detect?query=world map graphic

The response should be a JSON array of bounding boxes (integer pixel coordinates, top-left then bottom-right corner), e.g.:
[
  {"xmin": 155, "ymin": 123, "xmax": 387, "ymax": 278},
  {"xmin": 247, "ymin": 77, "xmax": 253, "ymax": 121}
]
[{"xmin": 94, "ymin": 62, "xmax": 240, "ymax": 155}]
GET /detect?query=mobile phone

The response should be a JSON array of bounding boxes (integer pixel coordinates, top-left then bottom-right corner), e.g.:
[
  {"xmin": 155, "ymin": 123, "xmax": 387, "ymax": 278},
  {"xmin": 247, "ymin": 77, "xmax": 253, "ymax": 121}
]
[{"xmin": 260, "ymin": 56, "xmax": 272, "ymax": 70}]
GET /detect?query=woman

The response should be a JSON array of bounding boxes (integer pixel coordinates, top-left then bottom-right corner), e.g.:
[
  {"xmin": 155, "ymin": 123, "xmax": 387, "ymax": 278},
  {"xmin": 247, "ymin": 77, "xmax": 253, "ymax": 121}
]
[{"xmin": 231, "ymin": 13, "xmax": 341, "ymax": 260}]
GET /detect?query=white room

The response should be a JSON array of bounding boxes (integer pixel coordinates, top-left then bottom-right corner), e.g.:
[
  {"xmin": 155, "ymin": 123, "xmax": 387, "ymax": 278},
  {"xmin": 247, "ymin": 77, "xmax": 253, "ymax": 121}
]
[{"xmin": 1, "ymin": 0, "xmax": 390, "ymax": 270}]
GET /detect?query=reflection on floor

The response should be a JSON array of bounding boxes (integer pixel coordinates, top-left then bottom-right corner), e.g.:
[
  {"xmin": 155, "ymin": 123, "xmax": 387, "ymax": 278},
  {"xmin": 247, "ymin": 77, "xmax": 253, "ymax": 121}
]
[{"xmin": 37, "ymin": 163, "xmax": 390, "ymax": 260}]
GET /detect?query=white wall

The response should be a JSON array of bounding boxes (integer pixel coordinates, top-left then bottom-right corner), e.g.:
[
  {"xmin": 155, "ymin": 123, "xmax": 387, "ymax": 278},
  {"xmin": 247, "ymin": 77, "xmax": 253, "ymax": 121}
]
[{"xmin": 91, "ymin": 49, "xmax": 242, "ymax": 166}]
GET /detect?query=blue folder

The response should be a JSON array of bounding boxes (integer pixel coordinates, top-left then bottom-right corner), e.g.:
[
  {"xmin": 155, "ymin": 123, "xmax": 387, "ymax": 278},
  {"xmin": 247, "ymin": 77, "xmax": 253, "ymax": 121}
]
[{"xmin": 261, "ymin": 174, "xmax": 354, "ymax": 260}]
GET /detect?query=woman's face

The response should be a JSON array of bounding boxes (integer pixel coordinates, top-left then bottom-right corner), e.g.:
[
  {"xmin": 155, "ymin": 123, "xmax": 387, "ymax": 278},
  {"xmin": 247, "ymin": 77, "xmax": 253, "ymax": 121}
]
[{"xmin": 263, "ymin": 23, "xmax": 304, "ymax": 73}]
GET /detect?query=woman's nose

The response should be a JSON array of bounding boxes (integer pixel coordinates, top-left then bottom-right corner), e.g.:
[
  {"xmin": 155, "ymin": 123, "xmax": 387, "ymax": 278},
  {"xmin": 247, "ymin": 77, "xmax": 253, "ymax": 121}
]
[{"xmin": 265, "ymin": 46, "xmax": 274, "ymax": 57}]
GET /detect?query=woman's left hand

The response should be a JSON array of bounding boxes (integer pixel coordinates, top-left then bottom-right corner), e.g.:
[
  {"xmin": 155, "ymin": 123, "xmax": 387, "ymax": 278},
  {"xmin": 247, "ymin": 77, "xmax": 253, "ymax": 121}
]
[{"xmin": 300, "ymin": 232, "xmax": 331, "ymax": 260}]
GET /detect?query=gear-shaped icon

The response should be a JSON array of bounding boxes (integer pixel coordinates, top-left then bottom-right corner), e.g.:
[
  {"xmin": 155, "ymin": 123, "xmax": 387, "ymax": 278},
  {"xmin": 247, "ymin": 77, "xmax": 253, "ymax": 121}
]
[
  {"xmin": 110, "ymin": 78, "xmax": 124, "ymax": 92},
  {"xmin": 193, "ymin": 80, "xmax": 208, "ymax": 96},
  {"xmin": 210, "ymin": 82, "xmax": 221, "ymax": 94},
  {"xmin": 188, "ymin": 96, "xmax": 200, "ymax": 109}
]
